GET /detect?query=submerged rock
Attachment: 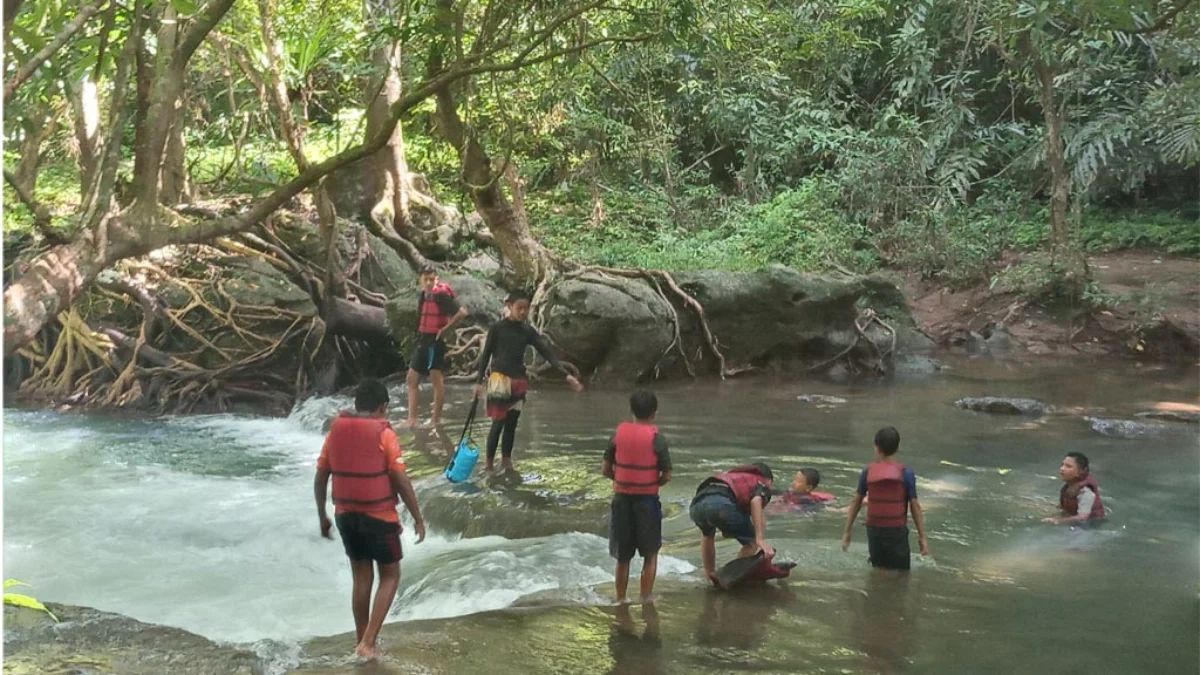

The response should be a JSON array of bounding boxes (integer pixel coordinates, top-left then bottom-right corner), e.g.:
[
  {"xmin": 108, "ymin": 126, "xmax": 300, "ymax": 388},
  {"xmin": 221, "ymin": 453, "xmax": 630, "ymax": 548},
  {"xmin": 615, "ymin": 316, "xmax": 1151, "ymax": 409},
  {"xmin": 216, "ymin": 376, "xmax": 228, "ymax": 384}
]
[
  {"xmin": 1135, "ymin": 410, "xmax": 1200, "ymax": 425},
  {"xmin": 3, "ymin": 604, "xmax": 262, "ymax": 675},
  {"xmin": 955, "ymin": 397, "xmax": 1049, "ymax": 416},
  {"xmin": 1086, "ymin": 417, "xmax": 1178, "ymax": 438},
  {"xmin": 796, "ymin": 395, "xmax": 848, "ymax": 405}
]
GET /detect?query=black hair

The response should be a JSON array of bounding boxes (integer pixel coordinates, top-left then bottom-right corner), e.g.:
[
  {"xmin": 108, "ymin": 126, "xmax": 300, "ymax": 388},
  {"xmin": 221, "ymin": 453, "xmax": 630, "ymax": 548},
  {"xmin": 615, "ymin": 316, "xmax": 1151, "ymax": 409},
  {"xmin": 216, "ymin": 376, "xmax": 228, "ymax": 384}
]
[
  {"xmin": 504, "ymin": 289, "xmax": 531, "ymax": 304},
  {"xmin": 874, "ymin": 426, "xmax": 900, "ymax": 456},
  {"xmin": 419, "ymin": 265, "xmax": 437, "ymax": 276},
  {"xmin": 800, "ymin": 468, "xmax": 820, "ymax": 489},
  {"xmin": 629, "ymin": 390, "xmax": 658, "ymax": 420},
  {"xmin": 1065, "ymin": 451, "xmax": 1090, "ymax": 473},
  {"xmin": 354, "ymin": 378, "xmax": 390, "ymax": 412}
]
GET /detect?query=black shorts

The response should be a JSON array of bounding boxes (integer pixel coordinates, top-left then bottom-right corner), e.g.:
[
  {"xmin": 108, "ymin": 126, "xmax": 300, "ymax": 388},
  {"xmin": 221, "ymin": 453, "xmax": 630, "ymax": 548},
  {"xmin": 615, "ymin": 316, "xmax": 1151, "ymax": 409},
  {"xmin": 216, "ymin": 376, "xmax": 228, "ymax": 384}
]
[
  {"xmin": 336, "ymin": 513, "xmax": 403, "ymax": 564},
  {"xmin": 410, "ymin": 335, "xmax": 447, "ymax": 375},
  {"xmin": 609, "ymin": 494, "xmax": 663, "ymax": 562},
  {"xmin": 867, "ymin": 525, "xmax": 910, "ymax": 571}
]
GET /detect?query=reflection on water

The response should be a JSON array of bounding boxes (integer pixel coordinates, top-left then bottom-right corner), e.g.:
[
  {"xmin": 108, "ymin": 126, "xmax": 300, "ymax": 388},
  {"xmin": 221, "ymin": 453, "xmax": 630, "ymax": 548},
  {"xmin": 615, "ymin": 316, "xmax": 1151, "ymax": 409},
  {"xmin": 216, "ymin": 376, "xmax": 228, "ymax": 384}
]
[{"xmin": 4, "ymin": 355, "xmax": 1198, "ymax": 674}]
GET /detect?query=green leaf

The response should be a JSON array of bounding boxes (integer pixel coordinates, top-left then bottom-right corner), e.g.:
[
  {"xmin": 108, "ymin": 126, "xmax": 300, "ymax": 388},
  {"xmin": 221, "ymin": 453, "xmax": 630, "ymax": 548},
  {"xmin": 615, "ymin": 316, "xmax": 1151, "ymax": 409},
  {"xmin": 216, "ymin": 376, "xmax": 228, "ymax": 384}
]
[
  {"xmin": 3, "ymin": 593, "xmax": 58, "ymax": 622},
  {"xmin": 4, "ymin": 579, "xmax": 30, "ymax": 589},
  {"xmin": 170, "ymin": 0, "xmax": 201, "ymax": 15}
]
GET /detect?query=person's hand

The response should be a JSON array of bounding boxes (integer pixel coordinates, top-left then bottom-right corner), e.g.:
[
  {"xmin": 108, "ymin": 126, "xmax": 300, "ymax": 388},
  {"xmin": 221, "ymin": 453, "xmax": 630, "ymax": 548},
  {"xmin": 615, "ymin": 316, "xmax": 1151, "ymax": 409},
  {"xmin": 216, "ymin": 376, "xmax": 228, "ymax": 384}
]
[
  {"xmin": 840, "ymin": 532, "xmax": 851, "ymax": 552},
  {"xmin": 919, "ymin": 535, "xmax": 930, "ymax": 556},
  {"xmin": 414, "ymin": 521, "xmax": 426, "ymax": 543},
  {"xmin": 473, "ymin": 383, "xmax": 484, "ymax": 398},
  {"xmin": 319, "ymin": 515, "xmax": 333, "ymax": 540},
  {"xmin": 757, "ymin": 541, "xmax": 775, "ymax": 559},
  {"xmin": 566, "ymin": 375, "xmax": 583, "ymax": 393}
]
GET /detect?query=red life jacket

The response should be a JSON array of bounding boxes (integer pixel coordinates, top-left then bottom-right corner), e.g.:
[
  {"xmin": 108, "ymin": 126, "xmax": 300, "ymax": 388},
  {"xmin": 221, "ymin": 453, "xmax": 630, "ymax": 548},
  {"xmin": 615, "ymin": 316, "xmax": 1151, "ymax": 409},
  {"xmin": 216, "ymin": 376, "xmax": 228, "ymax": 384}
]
[
  {"xmin": 326, "ymin": 413, "xmax": 398, "ymax": 513},
  {"xmin": 1059, "ymin": 474, "xmax": 1106, "ymax": 519},
  {"xmin": 417, "ymin": 282, "xmax": 456, "ymax": 335},
  {"xmin": 612, "ymin": 422, "xmax": 660, "ymax": 495},
  {"xmin": 708, "ymin": 469, "xmax": 773, "ymax": 511},
  {"xmin": 865, "ymin": 462, "xmax": 909, "ymax": 528}
]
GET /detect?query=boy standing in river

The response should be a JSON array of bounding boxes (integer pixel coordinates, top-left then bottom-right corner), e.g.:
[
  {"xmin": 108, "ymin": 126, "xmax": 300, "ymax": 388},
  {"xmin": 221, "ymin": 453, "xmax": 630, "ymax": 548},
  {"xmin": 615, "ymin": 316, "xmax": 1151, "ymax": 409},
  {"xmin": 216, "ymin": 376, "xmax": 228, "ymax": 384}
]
[
  {"xmin": 603, "ymin": 390, "xmax": 672, "ymax": 604},
  {"xmin": 841, "ymin": 427, "xmax": 929, "ymax": 570},
  {"xmin": 315, "ymin": 379, "xmax": 427, "ymax": 660}
]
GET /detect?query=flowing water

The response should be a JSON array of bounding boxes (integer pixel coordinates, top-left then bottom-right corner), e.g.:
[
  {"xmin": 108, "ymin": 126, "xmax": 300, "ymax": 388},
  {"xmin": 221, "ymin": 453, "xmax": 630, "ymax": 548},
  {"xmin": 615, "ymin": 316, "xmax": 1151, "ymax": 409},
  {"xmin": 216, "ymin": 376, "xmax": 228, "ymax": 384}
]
[{"xmin": 4, "ymin": 356, "xmax": 1198, "ymax": 674}]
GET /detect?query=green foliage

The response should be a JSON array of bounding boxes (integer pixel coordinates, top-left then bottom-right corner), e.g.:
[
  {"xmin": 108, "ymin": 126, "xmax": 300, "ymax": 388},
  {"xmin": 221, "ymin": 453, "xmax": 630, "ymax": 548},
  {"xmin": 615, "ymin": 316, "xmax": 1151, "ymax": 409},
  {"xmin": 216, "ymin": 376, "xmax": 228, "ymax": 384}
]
[{"xmin": 3, "ymin": 580, "xmax": 58, "ymax": 622}]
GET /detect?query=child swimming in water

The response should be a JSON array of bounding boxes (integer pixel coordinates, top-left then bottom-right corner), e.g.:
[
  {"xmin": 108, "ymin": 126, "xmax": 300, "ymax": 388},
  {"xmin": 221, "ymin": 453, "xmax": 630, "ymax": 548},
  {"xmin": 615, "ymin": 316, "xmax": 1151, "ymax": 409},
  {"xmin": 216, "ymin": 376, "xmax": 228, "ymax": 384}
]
[{"xmin": 773, "ymin": 468, "xmax": 837, "ymax": 513}]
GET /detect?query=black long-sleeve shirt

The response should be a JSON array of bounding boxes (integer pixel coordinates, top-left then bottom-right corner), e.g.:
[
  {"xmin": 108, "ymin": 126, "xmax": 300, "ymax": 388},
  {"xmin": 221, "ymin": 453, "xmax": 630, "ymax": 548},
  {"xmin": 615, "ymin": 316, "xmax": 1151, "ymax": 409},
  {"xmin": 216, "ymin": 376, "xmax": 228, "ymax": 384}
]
[{"xmin": 475, "ymin": 319, "xmax": 569, "ymax": 382}]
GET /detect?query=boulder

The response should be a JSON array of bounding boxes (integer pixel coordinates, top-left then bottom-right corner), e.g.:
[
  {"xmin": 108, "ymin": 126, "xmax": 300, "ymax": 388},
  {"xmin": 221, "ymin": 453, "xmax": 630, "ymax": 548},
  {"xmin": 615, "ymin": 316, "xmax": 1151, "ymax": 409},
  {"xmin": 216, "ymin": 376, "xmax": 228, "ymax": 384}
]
[
  {"xmin": 1086, "ymin": 417, "xmax": 1177, "ymax": 438},
  {"xmin": 955, "ymin": 397, "xmax": 1049, "ymax": 416}
]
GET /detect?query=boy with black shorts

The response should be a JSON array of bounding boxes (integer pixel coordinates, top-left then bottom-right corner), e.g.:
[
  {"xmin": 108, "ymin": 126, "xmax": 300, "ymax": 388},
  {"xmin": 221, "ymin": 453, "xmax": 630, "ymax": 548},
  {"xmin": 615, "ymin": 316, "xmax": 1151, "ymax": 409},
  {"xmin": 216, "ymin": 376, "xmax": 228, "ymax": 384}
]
[
  {"xmin": 315, "ymin": 379, "xmax": 427, "ymax": 659},
  {"xmin": 603, "ymin": 390, "xmax": 672, "ymax": 604},
  {"xmin": 840, "ymin": 426, "xmax": 929, "ymax": 570},
  {"xmin": 405, "ymin": 266, "xmax": 469, "ymax": 428}
]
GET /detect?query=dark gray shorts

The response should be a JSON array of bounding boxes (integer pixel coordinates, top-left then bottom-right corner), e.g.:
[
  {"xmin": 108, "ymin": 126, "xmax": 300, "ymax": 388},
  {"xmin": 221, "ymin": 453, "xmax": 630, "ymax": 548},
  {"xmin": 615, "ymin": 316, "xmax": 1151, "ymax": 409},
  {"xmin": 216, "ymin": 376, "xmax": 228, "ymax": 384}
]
[
  {"xmin": 610, "ymin": 494, "xmax": 663, "ymax": 562},
  {"xmin": 689, "ymin": 493, "xmax": 755, "ymax": 545}
]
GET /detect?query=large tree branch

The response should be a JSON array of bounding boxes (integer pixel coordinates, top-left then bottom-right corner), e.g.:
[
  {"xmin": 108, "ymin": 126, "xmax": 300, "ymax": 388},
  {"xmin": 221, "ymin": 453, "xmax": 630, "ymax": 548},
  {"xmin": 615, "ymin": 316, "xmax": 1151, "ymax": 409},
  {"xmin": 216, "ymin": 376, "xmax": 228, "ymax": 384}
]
[
  {"xmin": 175, "ymin": 0, "xmax": 237, "ymax": 68},
  {"xmin": 3, "ymin": 0, "xmax": 107, "ymax": 102},
  {"xmin": 1122, "ymin": 0, "xmax": 1193, "ymax": 34},
  {"xmin": 4, "ymin": 169, "xmax": 67, "ymax": 245}
]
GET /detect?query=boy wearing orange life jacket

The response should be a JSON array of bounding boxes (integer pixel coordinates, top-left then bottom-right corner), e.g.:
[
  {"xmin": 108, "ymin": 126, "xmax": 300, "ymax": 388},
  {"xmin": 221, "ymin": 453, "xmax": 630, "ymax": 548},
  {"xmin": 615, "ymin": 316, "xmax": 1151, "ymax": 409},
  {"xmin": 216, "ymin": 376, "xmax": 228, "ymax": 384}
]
[
  {"xmin": 841, "ymin": 427, "xmax": 929, "ymax": 571},
  {"xmin": 315, "ymin": 379, "xmax": 427, "ymax": 660},
  {"xmin": 1044, "ymin": 452, "xmax": 1106, "ymax": 524},
  {"xmin": 602, "ymin": 390, "xmax": 672, "ymax": 604},
  {"xmin": 405, "ymin": 266, "xmax": 469, "ymax": 428}
]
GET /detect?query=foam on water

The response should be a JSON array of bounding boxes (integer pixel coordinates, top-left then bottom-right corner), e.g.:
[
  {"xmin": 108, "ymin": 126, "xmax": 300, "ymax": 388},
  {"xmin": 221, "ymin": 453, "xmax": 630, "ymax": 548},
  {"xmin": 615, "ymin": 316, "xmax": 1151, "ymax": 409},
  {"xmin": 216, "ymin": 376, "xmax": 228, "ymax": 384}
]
[{"xmin": 2, "ymin": 405, "xmax": 693, "ymax": 645}]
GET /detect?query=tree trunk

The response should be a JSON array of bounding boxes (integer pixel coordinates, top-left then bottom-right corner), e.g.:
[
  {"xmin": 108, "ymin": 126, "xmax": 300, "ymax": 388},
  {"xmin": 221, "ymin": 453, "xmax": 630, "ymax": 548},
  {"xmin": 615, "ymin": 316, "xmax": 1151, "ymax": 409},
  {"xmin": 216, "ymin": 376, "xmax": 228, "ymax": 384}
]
[
  {"xmin": 69, "ymin": 75, "xmax": 102, "ymax": 196},
  {"xmin": 159, "ymin": 109, "xmax": 192, "ymax": 205},
  {"xmin": 14, "ymin": 115, "xmax": 46, "ymax": 195},
  {"xmin": 1026, "ymin": 42, "xmax": 1070, "ymax": 256},
  {"xmin": 433, "ymin": 84, "xmax": 555, "ymax": 286}
]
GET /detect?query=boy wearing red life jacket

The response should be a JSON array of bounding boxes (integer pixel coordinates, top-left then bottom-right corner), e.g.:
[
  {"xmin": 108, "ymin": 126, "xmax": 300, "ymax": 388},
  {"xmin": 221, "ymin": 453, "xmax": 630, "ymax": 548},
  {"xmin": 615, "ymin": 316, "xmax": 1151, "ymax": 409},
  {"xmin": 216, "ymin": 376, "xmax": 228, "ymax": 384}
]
[
  {"xmin": 405, "ymin": 266, "xmax": 469, "ymax": 428},
  {"xmin": 1044, "ymin": 452, "xmax": 1106, "ymax": 524},
  {"xmin": 602, "ymin": 390, "xmax": 672, "ymax": 604},
  {"xmin": 315, "ymin": 379, "xmax": 427, "ymax": 660},
  {"xmin": 841, "ymin": 427, "xmax": 929, "ymax": 571},
  {"xmin": 689, "ymin": 461, "xmax": 777, "ymax": 583}
]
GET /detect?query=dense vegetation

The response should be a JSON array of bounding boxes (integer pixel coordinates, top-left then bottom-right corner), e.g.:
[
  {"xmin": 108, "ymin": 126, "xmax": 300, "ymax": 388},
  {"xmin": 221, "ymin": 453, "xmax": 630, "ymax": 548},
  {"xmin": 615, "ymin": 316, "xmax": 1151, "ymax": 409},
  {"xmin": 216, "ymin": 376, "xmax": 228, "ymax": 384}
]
[{"xmin": 2, "ymin": 0, "xmax": 1197, "ymax": 406}]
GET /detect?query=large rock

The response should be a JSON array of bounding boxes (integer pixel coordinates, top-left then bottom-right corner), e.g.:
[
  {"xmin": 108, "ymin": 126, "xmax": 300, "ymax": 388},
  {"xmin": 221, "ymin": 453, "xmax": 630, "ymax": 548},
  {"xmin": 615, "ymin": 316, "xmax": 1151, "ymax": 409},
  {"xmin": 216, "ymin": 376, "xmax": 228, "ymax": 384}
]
[
  {"xmin": 955, "ymin": 397, "xmax": 1049, "ymax": 416},
  {"xmin": 3, "ymin": 604, "xmax": 261, "ymax": 675},
  {"xmin": 1086, "ymin": 417, "xmax": 1179, "ymax": 438}
]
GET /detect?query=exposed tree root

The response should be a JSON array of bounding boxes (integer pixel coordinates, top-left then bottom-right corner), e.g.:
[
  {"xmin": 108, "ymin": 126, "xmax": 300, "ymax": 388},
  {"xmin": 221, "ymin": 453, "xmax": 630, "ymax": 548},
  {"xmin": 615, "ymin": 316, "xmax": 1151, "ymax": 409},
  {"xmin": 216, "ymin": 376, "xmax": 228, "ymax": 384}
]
[{"xmin": 807, "ymin": 309, "xmax": 896, "ymax": 377}]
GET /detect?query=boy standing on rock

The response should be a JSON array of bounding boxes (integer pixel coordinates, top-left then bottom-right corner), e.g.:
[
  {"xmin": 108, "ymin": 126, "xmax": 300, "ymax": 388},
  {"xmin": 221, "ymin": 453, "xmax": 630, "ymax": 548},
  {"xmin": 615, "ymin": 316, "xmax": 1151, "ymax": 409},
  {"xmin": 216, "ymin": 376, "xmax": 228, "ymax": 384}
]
[
  {"xmin": 315, "ymin": 379, "xmax": 426, "ymax": 660},
  {"xmin": 405, "ymin": 266, "xmax": 469, "ymax": 428}
]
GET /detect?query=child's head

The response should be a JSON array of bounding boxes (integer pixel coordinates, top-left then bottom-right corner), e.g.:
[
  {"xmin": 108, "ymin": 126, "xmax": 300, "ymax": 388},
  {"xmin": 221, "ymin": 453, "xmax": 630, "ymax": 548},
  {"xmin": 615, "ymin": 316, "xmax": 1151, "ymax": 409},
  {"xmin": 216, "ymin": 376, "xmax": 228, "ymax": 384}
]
[
  {"xmin": 355, "ymin": 378, "xmax": 390, "ymax": 414},
  {"xmin": 874, "ymin": 426, "xmax": 900, "ymax": 458},
  {"xmin": 1059, "ymin": 452, "xmax": 1089, "ymax": 482},
  {"xmin": 504, "ymin": 289, "xmax": 532, "ymax": 322},
  {"xmin": 629, "ymin": 389, "xmax": 658, "ymax": 421},
  {"xmin": 791, "ymin": 468, "xmax": 821, "ymax": 493},
  {"xmin": 418, "ymin": 265, "xmax": 439, "ymax": 291}
]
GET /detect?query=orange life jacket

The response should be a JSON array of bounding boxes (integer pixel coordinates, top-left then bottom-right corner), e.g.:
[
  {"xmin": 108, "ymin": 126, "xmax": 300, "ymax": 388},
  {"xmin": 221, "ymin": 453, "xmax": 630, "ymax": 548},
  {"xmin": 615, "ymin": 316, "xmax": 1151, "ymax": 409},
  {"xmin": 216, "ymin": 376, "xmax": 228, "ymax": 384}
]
[
  {"xmin": 612, "ymin": 422, "xmax": 660, "ymax": 495},
  {"xmin": 1059, "ymin": 474, "xmax": 1106, "ymax": 519},
  {"xmin": 327, "ymin": 413, "xmax": 398, "ymax": 513},
  {"xmin": 865, "ymin": 462, "xmax": 909, "ymax": 528},
  {"xmin": 417, "ymin": 282, "xmax": 456, "ymax": 335}
]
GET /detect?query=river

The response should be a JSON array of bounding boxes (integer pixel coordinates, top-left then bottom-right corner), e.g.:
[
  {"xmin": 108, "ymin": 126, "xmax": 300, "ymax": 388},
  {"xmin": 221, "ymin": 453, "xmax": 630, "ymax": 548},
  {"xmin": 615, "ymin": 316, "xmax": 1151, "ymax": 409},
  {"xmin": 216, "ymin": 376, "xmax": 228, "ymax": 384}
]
[{"xmin": 4, "ymin": 356, "xmax": 1198, "ymax": 674}]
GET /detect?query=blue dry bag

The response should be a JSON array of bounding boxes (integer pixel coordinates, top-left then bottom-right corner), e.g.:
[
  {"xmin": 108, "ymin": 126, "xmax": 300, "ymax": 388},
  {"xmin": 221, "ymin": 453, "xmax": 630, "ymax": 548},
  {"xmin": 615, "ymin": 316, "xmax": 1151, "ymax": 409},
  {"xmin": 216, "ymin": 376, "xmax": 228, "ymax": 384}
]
[{"xmin": 444, "ymin": 397, "xmax": 480, "ymax": 483}]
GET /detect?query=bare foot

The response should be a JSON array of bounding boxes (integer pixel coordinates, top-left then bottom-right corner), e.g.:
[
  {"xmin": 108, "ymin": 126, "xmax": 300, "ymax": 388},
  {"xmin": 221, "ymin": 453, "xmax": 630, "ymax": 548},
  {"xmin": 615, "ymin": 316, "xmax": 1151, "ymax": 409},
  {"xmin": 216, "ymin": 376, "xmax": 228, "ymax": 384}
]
[
  {"xmin": 402, "ymin": 418, "xmax": 419, "ymax": 429},
  {"xmin": 355, "ymin": 642, "xmax": 381, "ymax": 660},
  {"xmin": 501, "ymin": 460, "xmax": 515, "ymax": 472}
]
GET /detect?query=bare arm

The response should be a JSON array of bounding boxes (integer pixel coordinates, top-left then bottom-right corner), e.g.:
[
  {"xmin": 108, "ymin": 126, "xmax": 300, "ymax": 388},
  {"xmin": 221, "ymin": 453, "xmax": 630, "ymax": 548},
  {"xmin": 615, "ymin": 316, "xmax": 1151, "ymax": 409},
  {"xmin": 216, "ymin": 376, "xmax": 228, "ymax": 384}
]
[
  {"xmin": 438, "ymin": 306, "xmax": 470, "ymax": 337},
  {"xmin": 841, "ymin": 493, "xmax": 865, "ymax": 550},
  {"xmin": 750, "ymin": 496, "xmax": 772, "ymax": 556},
  {"xmin": 658, "ymin": 470, "xmax": 672, "ymax": 486},
  {"xmin": 314, "ymin": 467, "xmax": 332, "ymax": 539},
  {"xmin": 602, "ymin": 459, "xmax": 615, "ymax": 479},
  {"xmin": 911, "ymin": 498, "xmax": 930, "ymax": 555},
  {"xmin": 390, "ymin": 469, "xmax": 426, "ymax": 542}
]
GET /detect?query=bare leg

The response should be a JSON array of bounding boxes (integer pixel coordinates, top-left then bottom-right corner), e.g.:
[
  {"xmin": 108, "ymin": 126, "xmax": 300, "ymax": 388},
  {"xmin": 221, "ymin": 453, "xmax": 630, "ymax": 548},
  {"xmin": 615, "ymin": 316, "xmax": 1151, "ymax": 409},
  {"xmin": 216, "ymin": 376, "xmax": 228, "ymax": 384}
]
[
  {"xmin": 737, "ymin": 543, "xmax": 758, "ymax": 558},
  {"xmin": 615, "ymin": 560, "xmax": 631, "ymax": 604},
  {"xmin": 640, "ymin": 553, "xmax": 658, "ymax": 602},
  {"xmin": 701, "ymin": 535, "xmax": 717, "ymax": 579},
  {"xmin": 405, "ymin": 369, "xmax": 421, "ymax": 427},
  {"xmin": 356, "ymin": 561, "xmax": 400, "ymax": 659},
  {"xmin": 429, "ymin": 370, "xmax": 446, "ymax": 425},
  {"xmin": 349, "ymin": 560, "xmax": 374, "ymax": 644}
]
